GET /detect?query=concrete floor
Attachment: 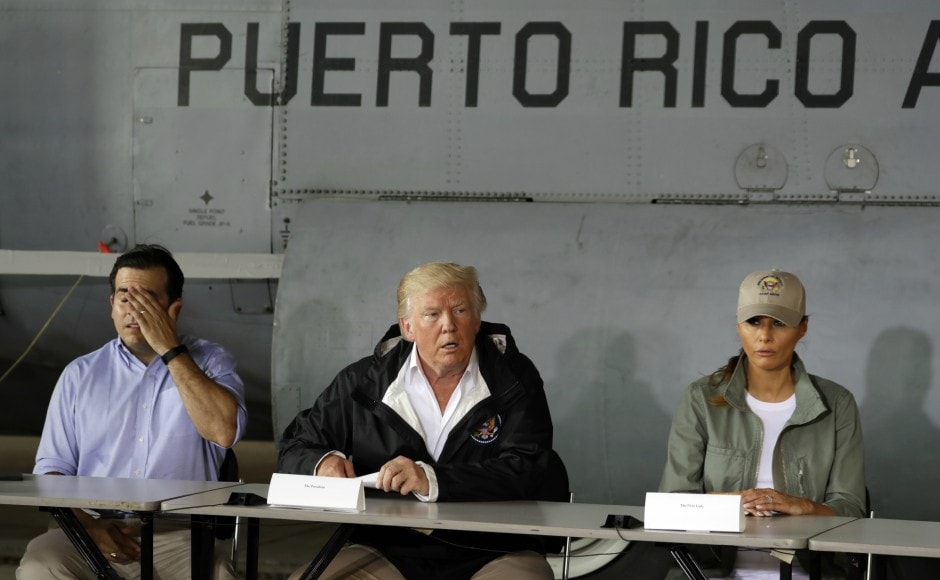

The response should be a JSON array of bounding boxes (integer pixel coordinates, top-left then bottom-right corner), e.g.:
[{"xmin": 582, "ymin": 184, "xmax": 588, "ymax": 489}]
[{"xmin": 0, "ymin": 437, "xmax": 333, "ymax": 579}]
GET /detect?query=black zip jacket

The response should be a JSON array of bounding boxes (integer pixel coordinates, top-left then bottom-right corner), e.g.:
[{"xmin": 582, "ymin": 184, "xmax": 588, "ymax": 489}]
[{"xmin": 277, "ymin": 321, "xmax": 562, "ymax": 577}]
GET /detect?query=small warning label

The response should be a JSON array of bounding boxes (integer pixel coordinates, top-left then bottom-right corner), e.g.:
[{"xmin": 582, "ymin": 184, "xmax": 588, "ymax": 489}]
[{"xmin": 183, "ymin": 207, "xmax": 230, "ymax": 228}]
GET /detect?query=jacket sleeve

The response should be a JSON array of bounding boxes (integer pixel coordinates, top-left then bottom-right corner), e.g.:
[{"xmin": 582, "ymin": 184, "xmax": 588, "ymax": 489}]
[
  {"xmin": 659, "ymin": 382, "xmax": 709, "ymax": 493},
  {"xmin": 821, "ymin": 388, "xmax": 867, "ymax": 517},
  {"xmin": 433, "ymin": 355, "xmax": 556, "ymax": 502},
  {"xmin": 276, "ymin": 368, "xmax": 357, "ymax": 476}
]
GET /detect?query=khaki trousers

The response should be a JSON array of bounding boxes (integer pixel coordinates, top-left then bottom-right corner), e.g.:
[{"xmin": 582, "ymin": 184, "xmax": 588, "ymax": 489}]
[
  {"xmin": 287, "ymin": 543, "xmax": 554, "ymax": 580},
  {"xmin": 17, "ymin": 519, "xmax": 235, "ymax": 580}
]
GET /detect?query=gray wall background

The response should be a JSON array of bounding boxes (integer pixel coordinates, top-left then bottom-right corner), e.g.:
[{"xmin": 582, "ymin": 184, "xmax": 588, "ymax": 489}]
[
  {"xmin": 1, "ymin": 0, "xmax": 939, "ymax": 525},
  {"xmin": 273, "ymin": 199, "xmax": 940, "ymax": 521}
]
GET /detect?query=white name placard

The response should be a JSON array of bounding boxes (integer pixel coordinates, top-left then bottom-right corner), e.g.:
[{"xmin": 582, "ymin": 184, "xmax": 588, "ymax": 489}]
[
  {"xmin": 644, "ymin": 492, "xmax": 744, "ymax": 532},
  {"xmin": 267, "ymin": 473, "xmax": 365, "ymax": 511}
]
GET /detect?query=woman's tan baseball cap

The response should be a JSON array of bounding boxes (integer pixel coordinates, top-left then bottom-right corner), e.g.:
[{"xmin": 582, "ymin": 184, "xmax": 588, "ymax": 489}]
[{"xmin": 737, "ymin": 269, "xmax": 805, "ymax": 327}]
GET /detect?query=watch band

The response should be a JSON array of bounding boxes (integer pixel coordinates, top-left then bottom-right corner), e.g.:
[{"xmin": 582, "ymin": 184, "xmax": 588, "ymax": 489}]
[{"xmin": 160, "ymin": 344, "xmax": 189, "ymax": 365}]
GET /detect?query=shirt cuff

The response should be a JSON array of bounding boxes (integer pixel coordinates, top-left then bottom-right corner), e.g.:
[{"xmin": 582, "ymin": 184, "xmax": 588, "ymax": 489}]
[
  {"xmin": 414, "ymin": 461, "xmax": 438, "ymax": 502},
  {"xmin": 313, "ymin": 450, "xmax": 347, "ymax": 476}
]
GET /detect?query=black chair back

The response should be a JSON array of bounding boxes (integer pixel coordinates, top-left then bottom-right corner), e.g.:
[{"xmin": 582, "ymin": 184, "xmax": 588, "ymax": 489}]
[{"xmin": 538, "ymin": 450, "xmax": 571, "ymax": 554}]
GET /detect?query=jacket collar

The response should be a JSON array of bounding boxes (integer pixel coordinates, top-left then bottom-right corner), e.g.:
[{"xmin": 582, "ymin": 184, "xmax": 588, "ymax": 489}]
[{"xmin": 723, "ymin": 353, "xmax": 830, "ymax": 424}]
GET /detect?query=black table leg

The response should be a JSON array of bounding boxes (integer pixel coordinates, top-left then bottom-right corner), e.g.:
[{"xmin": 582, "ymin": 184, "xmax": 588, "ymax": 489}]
[
  {"xmin": 139, "ymin": 513, "xmax": 153, "ymax": 580},
  {"xmin": 190, "ymin": 514, "xmax": 216, "ymax": 580},
  {"xmin": 300, "ymin": 524, "xmax": 356, "ymax": 580},
  {"xmin": 46, "ymin": 507, "xmax": 123, "ymax": 580},
  {"xmin": 668, "ymin": 545, "xmax": 708, "ymax": 580},
  {"xmin": 246, "ymin": 517, "xmax": 260, "ymax": 580}
]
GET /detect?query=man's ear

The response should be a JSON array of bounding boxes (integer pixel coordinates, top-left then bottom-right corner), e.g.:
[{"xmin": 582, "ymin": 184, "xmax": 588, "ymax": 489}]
[
  {"xmin": 169, "ymin": 298, "xmax": 183, "ymax": 321},
  {"xmin": 400, "ymin": 317, "xmax": 415, "ymax": 341}
]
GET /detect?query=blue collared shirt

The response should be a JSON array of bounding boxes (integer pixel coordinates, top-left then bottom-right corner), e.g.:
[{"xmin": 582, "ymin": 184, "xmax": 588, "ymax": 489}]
[{"xmin": 34, "ymin": 337, "xmax": 247, "ymax": 480}]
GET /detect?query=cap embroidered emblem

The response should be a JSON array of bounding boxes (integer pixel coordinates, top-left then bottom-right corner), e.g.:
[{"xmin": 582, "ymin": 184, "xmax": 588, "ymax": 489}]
[
  {"xmin": 757, "ymin": 275, "xmax": 783, "ymax": 296},
  {"xmin": 471, "ymin": 415, "xmax": 502, "ymax": 444}
]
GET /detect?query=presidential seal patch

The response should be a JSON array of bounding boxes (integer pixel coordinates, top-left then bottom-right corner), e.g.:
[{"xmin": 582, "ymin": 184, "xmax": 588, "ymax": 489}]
[
  {"xmin": 757, "ymin": 274, "xmax": 783, "ymax": 296},
  {"xmin": 471, "ymin": 415, "xmax": 502, "ymax": 444}
]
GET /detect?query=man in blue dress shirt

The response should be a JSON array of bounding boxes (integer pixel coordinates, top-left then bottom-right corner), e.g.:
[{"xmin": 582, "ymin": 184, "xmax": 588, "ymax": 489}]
[{"xmin": 18, "ymin": 244, "xmax": 247, "ymax": 580}]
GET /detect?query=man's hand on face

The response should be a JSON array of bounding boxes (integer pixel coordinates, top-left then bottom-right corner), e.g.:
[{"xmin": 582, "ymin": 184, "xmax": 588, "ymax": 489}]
[{"xmin": 127, "ymin": 285, "xmax": 182, "ymax": 356}]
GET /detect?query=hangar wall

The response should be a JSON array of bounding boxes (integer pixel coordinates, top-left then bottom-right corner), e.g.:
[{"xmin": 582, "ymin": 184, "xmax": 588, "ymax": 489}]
[{"xmin": 273, "ymin": 199, "xmax": 940, "ymax": 521}]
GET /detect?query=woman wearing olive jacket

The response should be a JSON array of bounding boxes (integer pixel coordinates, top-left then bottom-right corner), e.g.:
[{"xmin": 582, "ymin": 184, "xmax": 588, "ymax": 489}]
[{"xmin": 660, "ymin": 269, "xmax": 866, "ymax": 579}]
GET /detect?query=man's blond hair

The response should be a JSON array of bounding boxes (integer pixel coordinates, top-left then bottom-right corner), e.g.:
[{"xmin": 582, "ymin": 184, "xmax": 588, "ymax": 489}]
[{"xmin": 397, "ymin": 262, "xmax": 487, "ymax": 326}]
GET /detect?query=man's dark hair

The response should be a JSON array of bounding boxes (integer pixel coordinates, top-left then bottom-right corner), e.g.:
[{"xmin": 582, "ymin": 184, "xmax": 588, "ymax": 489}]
[{"xmin": 108, "ymin": 244, "xmax": 185, "ymax": 302}]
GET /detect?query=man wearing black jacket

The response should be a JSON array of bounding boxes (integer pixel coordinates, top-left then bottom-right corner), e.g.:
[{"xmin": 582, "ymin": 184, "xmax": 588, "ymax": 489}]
[{"xmin": 279, "ymin": 261, "xmax": 559, "ymax": 579}]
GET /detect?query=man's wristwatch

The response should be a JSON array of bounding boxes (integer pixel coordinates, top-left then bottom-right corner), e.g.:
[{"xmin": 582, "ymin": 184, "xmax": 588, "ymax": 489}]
[{"xmin": 160, "ymin": 344, "xmax": 189, "ymax": 365}]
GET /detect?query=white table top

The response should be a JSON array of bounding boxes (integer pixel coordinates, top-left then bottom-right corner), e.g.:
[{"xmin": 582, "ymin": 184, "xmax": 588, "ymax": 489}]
[
  {"xmin": 162, "ymin": 483, "xmax": 855, "ymax": 549},
  {"xmin": 809, "ymin": 518, "xmax": 940, "ymax": 558},
  {"xmin": 0, "ymin": 474, "xmax": 243, "ymax": 511}
]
